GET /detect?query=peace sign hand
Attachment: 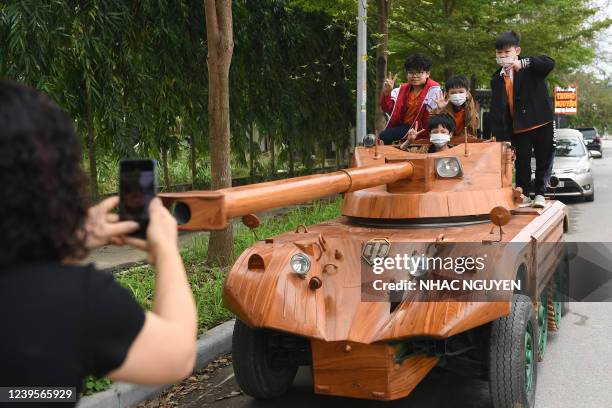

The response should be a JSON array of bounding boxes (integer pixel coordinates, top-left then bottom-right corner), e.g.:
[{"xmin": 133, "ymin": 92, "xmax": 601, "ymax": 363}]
[
  {"xmin": 401, "ymin": 121, "xmax": 426, "ymax": 143},
  {"xmin": 383, "ymin": 72, "xmax": 399, "ymax": 96}
]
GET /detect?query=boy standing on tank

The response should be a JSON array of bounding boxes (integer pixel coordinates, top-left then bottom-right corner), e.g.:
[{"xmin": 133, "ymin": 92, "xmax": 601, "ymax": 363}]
[{"xmin": 490, "ymin": 31, "xmax": 555, "ymax": 208}]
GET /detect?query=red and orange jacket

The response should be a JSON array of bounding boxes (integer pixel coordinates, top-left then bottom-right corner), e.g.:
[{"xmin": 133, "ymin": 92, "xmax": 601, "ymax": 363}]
[{"xmin": 380, "ymin": 78, "xmax": 442, "ymax": 139}]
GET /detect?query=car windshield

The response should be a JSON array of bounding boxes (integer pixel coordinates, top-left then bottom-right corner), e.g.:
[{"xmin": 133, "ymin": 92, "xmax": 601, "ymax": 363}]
[
  {"xmin": 578, "ymin": 129, "xmax": 596, "ymax": 140},
  {"xmin": 556, "ymin": 138, "xmax": 586, "ymax": 157}
]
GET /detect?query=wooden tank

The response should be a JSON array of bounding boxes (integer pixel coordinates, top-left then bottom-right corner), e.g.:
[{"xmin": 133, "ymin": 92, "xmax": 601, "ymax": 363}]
[{"xmin": 159, "ymin": 139, "xmax": 569, "ymax": 404}]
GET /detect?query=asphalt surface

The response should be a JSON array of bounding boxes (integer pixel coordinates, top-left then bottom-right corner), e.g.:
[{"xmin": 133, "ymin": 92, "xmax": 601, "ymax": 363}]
[{"xmin": 150, "ymin": 141, "xmax": 612, "ymax": 408}]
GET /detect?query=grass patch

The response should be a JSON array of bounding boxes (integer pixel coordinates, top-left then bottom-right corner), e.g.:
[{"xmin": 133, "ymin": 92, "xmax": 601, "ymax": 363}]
[
  {"xmin": 84, "ymin": 197, "xmax": 342, "ymax": 396},
  {"xmin": 233, "ymin": 198, "xmax": 343, "ymax": 256}
]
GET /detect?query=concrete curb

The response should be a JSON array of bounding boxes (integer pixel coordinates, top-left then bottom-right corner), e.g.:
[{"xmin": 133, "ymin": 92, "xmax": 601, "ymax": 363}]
[
  {"xmin": 77, "ymin": 319, "xmax": 236, "ymax": 408},
  {"xmin": 101, "ymin": 261, "xmax": 145, "ymax": 274}
]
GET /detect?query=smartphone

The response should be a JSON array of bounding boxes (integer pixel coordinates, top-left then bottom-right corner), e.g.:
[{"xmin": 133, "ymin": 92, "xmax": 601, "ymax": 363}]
[{"xmin": 119, "ymin": 159, "xmax": 158, "ymax": 238}]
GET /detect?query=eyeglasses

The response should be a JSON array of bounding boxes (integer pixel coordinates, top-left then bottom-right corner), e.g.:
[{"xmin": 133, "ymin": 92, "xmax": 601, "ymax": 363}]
[{"xmin": 407, "ymin": 71, "xmax": 426, "ymax": 76}]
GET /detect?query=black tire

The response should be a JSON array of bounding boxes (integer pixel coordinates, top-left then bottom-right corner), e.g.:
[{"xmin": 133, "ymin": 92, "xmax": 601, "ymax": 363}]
[
  {"xmin": 489, "ymin": 294, "xmax": 538, "ymax": 408},
  {"xmin": 232, "ymin": 319, "xmax": 298, "ymax": 399},
  {"xmin": 585, "ymin": 188, "xmax": 595, "ymax": 202}
]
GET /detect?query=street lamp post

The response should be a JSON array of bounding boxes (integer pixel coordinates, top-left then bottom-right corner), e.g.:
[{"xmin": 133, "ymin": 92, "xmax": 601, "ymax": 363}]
[{"xmin": 356, "ymin": 0, "xmax": 367, "ymax": 146}]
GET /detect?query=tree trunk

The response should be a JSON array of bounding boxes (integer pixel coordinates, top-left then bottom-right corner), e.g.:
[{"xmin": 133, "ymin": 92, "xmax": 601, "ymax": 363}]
[
  {"xmin": 304, "ymin": 147, "xmax": 313, "ymax": 173},
  {"xmin": 249, "ymin": 122, "xmax": 254, "ymax": 182},
  {"xmin": 161, "ymin": 145, "xmax": 170, "ymax": 190},
  {"xmin": 319, "ymin": 144, "xmax": 326, "ymax": 170},
  {"xmin": 288, "ymin": 139, "xmax": 294, "ymax": 177},
  {"xmin": 85, "ymin": 97, "xmax": 99, "ymax": 201},
  {"xmin": 269, "ymin": 132, "xmax": 275, "ymax": 178},
  {"xmin": 205, "ymin": 0, "xmax": 234, "ymax": 266},
  {"xmin": 189, "ymin": 133, "xmax": 197, "ymax": 188},
  {"xmin": 443, "ymin": 67, "xmax": 451, "ymax": 82},
  {"xmin": 375, "ymin": 0, "xmax": 391, "ymax": 134},
  {"xmin": 470, "ymin": 74, "xmax": 478, "ymax": 91}
]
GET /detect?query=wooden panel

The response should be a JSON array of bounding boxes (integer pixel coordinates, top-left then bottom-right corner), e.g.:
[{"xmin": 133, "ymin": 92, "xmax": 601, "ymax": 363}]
[
  {"xmin": 387, "ymin": 158, "xmax": 428, "ymax": 193},
  {"xmin": 532, "ymin": 207, "xmax": 566, "ymax": 296},
  {"xmin": 447, "ymin": 189, "xmax": 514, "ymax": 217},
  {"xmin": 343, "ymin": 188, "xmax": 515, "ymax": 219},
  {"xmin": 311, "ymin": 339, "xmax": 438, "ymax": 400}
]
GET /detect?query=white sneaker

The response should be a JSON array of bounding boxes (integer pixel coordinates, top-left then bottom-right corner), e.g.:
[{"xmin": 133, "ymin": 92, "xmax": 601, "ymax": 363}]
[
  {"xmin": 533, "ymin": 195, "xmax": 546, "ymax": 208},
  {"xmin": 518, "ymin": 196, "xmax": 532, "ymax": 208}
]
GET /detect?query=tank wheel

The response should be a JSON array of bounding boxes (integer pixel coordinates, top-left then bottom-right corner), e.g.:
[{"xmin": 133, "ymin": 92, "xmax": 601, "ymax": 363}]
[
  {"xmin": 489, "ymin": 294, "xmax": 538, "ymax": 408},
  {"xmin": 547, "ymin": 278, "xmax": 563, "ymax": 331},
  {"xmin": 232, "ymin": 319, "xmax": 298, "ymax": 399},
  {"xmin": 537, "ymin": 290, "xmax": 548, "ymax": 361}
]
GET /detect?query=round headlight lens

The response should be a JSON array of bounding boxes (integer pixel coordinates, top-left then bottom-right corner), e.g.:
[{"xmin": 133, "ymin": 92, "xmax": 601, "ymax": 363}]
[
  {"xmin": 290, "ymin": 253, "xmax": 311, "ymax": 276},
  {"xmin": 435, "ymin": 157, "xmax": 462, "ymax": 178},
  {"xmin": 363, "ymin": 133, "xmax": 376, "ymax": 147}
]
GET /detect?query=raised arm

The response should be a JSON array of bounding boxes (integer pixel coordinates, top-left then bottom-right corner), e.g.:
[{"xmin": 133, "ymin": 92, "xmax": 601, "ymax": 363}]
[
  {"xmin": 380, "ymin": 72, "xmax": 399, "ymax": 114},
  {"xmin": 519, "ymin": 55, "xmax": 555, "ymax": 77},
  {"xmin": 108, "ymin": 199, "xmax": 197, "ymax": 384}
]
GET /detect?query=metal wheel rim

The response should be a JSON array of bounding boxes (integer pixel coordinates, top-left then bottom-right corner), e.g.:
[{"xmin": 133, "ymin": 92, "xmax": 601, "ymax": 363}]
[{"xmin": 525, "ymin": 322, "xmax": 535, "ymax": 393}]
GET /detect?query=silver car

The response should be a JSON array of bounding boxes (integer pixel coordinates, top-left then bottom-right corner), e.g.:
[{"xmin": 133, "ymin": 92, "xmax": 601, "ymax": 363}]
[{"xmin": 531, "ymin": 132, "xmax": 595, "ymax": 201}]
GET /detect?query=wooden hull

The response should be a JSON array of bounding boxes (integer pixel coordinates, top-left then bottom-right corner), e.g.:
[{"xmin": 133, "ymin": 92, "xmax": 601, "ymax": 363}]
[{"xmin": 223, "ymin": 201, "xmax": 567, "ymax": 400}]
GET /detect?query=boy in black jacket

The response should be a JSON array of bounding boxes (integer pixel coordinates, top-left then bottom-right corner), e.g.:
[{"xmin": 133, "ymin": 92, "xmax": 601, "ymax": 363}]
[{"xmin": 490, "ymin": 31, "xmax": 555, "ymax": 208}]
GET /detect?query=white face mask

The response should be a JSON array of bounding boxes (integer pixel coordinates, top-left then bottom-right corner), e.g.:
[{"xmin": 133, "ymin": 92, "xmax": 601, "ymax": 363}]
[
  {"xmin": 430, "ymin": 132, "xmax": 451, "ymax": 147},
  {"xmin": 496, "ymin": 55, "xmax": 517, "ymax": 68},
  {"xmin": 449, "ymin": 92, "xmax": 467, "ymax": 106}
]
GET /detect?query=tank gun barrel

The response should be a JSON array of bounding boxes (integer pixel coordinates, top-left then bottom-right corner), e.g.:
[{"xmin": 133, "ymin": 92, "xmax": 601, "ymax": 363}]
[{"xmin": 158, "ymin": 162, "xmax": 413, "ymax": 230}]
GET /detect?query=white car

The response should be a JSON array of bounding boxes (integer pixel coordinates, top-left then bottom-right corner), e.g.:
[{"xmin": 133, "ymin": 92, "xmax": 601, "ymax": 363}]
[{"xmin": 531, "ymin": 133, "xmax": 595, "ymax": 201}]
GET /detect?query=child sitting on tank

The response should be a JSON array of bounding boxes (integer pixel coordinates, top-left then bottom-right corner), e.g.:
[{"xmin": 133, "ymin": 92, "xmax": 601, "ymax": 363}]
[
  {"xmin": 400, "ymin": 113, "xmax": 455, "ymax": 153},
  {"xmin": 432, "ymin": 75, "xmax": 480, "ymax": 137},
  {"xmin": 379, "ymin": 53, "xmax": 443, "ymax": 144}
]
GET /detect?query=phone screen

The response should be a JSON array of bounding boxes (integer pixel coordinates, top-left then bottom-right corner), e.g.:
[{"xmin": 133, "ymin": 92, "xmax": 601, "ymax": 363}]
[{"xmin": 119, "ymin": 159, "xmax": 157, "ymax": 237}]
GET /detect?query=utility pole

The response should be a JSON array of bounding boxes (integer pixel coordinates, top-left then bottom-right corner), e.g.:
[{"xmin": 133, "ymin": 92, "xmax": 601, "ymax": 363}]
[{"xmin": 356, "ymin": 0, "xmax": 367, "ymax": 146}]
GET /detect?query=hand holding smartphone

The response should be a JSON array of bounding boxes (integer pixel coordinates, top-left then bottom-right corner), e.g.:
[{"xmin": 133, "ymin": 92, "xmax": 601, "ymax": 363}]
[{"xmin": 119, "ymin": 159, "xmax": 158, "ymax": 238}]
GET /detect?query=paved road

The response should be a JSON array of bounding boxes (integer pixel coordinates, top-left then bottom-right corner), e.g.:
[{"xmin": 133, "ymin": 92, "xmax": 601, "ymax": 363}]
[
  {"xmin": 148, "ymin": 141, "xmax": 612, "ymax": 408},
  {"xmin": 533, "ymin": 140, "xmax": 612, "ymax": 408}
]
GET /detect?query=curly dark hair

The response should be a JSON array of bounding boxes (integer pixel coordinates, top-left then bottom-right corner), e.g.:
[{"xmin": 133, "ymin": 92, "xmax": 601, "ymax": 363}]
[
  {"xmin": 404, "ymin": 53, "xmax": 433, "ymax": 72},
  {"xmin": 0, "ymin": 80, "xmax": 88, "ymax": 267}
]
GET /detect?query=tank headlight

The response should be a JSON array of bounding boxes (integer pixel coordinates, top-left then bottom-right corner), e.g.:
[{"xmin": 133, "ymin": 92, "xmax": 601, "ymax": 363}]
[
  {"xmin": 363, "ymin": 133, "xmax": 376, "ymax": 147},
  {"xmin": 435, "ymin": 157, "xmax": 463, "ymax": 178},
  {"xmin": 290, "ymin": 253, "xmax": 311, "ymax": 277}
]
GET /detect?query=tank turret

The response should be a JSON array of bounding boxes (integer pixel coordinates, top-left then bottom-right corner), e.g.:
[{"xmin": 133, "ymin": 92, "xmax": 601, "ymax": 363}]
[{"xmin": 159, "ymin": 140, "xmax": 516, "ymax": 230}]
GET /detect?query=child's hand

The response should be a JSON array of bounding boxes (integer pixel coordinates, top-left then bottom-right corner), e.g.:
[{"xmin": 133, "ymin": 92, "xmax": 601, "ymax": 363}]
[
  {"xmin": 383, "ymin": 72, "xmax": 398, "ymax": 95},
  {"xmin": 434, "ymin": 93, "xmax": 449, "ymax": 109},
  {"xmin": 402, "ymin": 121, "xmax": 426, "ymax": 142}
]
